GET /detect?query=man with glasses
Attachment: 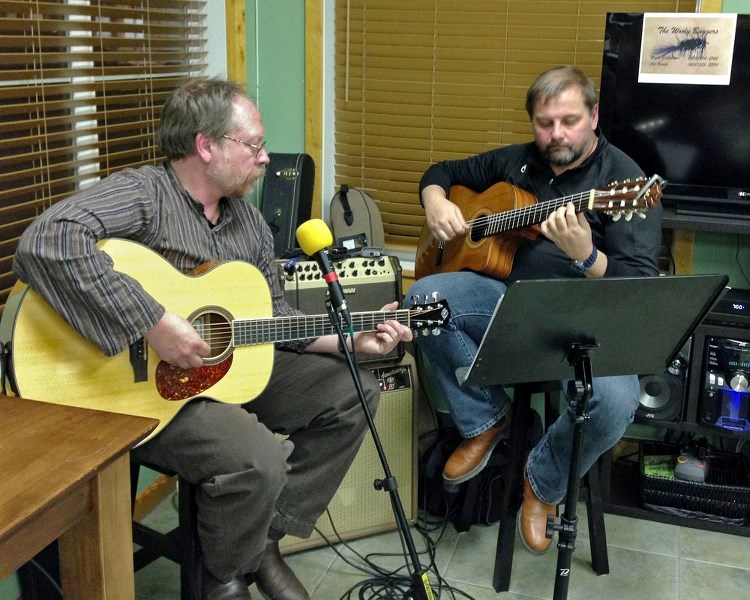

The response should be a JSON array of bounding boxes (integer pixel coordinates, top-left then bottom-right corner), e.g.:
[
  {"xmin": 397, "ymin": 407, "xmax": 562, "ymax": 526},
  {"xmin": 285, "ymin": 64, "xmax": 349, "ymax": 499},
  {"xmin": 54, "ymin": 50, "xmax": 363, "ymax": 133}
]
[
  {"xmin": 13, "ymin": 78, "xmax": 412, "ymax": 600},
  {"xmin": 410, "ymin": 66, "xmax": 662, "ymax": 555}
]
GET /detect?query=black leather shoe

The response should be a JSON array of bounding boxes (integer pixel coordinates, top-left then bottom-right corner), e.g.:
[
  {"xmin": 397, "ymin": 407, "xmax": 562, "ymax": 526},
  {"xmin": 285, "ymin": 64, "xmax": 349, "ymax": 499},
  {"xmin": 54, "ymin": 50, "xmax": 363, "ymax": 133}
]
[
  {"xmin": 202, "ymin": 569, "xmax": 252, "ymax": 600},
  {"xmin": 252, "ymin": 539, "xmax": 310, "ymax": 600}
]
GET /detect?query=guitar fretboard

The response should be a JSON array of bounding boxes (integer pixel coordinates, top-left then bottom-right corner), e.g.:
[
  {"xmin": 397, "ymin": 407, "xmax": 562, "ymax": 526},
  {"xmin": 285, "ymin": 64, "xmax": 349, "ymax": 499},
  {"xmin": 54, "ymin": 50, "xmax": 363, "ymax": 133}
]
[
  {"xmin": 478, "ymin": 191, "xmax": 591, "ymax": 238},
  {"xmin": 233, "ymin": 309, "xmax": 410, "ymax": 346}
]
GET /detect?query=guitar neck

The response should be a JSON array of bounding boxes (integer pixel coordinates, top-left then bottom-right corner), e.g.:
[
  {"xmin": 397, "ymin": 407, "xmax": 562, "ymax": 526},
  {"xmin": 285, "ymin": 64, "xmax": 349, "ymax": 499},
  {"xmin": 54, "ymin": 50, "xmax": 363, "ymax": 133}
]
[
  {"xmin": 480, "ymin": 189, "xmax": 593, "ymax": 238},
  {"xmin": 233, "ymin": 309, "xmax": 408, "ymax": 346}
]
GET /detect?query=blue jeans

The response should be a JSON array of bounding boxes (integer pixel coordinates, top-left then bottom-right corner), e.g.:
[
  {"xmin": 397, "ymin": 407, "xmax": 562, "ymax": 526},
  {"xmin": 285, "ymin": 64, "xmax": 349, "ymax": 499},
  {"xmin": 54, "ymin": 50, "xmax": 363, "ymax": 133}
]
[{"xmin": 409, "ymin": 271, "xmax": 640, "ymax": 504}]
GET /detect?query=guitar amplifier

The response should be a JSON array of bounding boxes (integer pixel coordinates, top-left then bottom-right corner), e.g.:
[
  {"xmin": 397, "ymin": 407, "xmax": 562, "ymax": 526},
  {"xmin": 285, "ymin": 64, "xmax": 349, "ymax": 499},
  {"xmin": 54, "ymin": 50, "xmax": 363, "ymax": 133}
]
[
  {"xmin": 280, "ymin": 351, "xmax": 418, "ymax": 554},
  {"xmin": 280, "ymin": 254, "xmax": 404, "ymax": 364},
  {"xmin": 261, "ymin": 153, "xmax": 315, "ymax": 258}
]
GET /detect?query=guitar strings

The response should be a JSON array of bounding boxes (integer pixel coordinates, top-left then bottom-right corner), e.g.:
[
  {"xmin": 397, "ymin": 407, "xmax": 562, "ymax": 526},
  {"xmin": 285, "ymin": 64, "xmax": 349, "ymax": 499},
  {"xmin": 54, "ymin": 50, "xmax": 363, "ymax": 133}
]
[
  {"xmin": 187, "ymin": 307, "xmax": 441, "ymax": 347},
  {"xmin": 463, "ymin": 187, "xmax": 643, "ymax": 233}
]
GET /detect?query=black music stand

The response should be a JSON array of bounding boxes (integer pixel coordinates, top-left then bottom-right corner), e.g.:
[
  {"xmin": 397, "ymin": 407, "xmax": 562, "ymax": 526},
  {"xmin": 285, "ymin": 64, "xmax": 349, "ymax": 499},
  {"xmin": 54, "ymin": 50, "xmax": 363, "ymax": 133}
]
[{"xmin": 459, "ymin": 274, "xmax": 728, "ymax": 600}]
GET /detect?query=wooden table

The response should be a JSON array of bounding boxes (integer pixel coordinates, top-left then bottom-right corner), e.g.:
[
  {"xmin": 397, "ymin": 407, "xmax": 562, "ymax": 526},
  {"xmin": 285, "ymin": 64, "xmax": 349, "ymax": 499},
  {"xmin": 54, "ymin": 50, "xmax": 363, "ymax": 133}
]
[{"xmin": 0, "ymin": 395, "xmax": 158, "ymax": 599}]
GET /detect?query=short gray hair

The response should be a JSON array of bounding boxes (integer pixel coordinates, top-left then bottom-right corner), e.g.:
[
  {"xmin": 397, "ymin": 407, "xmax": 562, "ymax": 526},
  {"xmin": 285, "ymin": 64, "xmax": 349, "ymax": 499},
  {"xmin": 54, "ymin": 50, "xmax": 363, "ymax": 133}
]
[
  {"xmin": 156, "ymin": 78, "xmax": 250, "ymax": 159},
  {"xmin": 525, "ymin": 66, "xmax": 598, "ymax": 118}
]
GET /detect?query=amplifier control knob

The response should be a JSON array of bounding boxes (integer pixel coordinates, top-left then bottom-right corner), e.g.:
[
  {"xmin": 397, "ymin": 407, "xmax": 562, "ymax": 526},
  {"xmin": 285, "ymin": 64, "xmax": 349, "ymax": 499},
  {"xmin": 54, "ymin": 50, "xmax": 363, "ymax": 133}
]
[{"xmin": 729, "ymin": 372, "xmax": 749, "ymax": 392}]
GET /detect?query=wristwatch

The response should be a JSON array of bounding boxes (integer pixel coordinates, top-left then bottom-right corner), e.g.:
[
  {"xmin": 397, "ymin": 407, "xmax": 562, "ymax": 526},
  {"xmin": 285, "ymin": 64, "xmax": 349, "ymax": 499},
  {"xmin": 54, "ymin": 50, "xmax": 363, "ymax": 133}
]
[{"xmin": 570, "ymin": 246, "xmax": 598, "ymax": 273}]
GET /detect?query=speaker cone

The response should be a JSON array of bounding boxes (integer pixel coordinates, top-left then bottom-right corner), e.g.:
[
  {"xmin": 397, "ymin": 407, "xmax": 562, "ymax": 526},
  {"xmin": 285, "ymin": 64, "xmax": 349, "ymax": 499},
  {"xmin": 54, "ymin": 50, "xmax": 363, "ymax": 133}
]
[{"xmin": 636, "ymin": 372, "xmax": 683, "ymax": 422}]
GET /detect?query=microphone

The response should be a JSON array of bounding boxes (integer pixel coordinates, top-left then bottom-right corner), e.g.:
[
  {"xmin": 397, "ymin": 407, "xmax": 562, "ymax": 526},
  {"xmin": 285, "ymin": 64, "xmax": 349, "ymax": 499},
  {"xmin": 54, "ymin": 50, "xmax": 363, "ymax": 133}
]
[{"xmin": 296, "ymin": 219, "xmax": 351, "ymax": 327}]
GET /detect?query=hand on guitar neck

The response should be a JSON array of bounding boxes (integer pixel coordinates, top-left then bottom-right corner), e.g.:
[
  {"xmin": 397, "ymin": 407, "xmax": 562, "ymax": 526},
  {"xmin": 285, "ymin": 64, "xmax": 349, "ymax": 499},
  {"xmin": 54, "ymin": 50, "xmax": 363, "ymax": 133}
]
[{"xmin": 539, "ymin": 202, "xmax": 605, "ymax": 278}]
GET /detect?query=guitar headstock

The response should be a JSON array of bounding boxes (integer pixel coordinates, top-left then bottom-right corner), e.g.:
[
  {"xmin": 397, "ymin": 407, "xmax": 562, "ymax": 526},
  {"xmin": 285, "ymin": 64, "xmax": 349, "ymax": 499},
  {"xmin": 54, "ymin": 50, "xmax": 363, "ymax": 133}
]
[
  {"xmin": 592, "ymin": 174, "xmax": 666, "ymax": 221},
  {"xmin": 408, "ymin": 297, "xmax": 451, "ymax": 334}
]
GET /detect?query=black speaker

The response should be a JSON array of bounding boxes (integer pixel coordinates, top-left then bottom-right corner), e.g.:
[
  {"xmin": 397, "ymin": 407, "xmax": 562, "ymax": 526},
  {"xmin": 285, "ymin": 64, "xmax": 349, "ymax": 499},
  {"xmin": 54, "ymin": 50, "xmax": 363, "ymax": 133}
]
[
  {"xmin": 636, "ymin": 340, "xmax": 690, "ymax": 423},
  {"xmin": 261, "ymin": 153, "xmax": 315, "ymax": 258}
]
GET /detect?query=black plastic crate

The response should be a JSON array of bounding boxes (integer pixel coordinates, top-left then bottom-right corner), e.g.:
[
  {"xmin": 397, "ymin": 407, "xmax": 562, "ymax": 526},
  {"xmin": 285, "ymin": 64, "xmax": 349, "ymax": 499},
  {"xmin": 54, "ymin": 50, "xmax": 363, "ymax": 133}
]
[{"xmin": 639, "ymin": 441, "xmax": 750, "ymax": 525}]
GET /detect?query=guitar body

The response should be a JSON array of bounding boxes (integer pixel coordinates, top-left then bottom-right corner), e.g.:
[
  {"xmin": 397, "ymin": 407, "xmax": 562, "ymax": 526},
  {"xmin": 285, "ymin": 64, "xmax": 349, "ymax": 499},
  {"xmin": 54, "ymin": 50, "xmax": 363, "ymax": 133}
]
[
  {"xmin": 4, "ymin": 239, "xmax": 275, "ymax": 443},
  {"xmin": 3, "ymin": 239, "xmax": 453, "ymax": 444},
  {"xmin": 415, "ymin": 182, "xmax": 539, "ymax": 280}
]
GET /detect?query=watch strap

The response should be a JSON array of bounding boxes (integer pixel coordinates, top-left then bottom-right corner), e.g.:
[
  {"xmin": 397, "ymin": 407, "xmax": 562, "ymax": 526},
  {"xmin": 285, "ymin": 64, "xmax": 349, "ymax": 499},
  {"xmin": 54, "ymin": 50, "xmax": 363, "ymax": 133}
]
[{"xmin": 570, "ymin": 246, "xmax": 598, "ymax": 273}]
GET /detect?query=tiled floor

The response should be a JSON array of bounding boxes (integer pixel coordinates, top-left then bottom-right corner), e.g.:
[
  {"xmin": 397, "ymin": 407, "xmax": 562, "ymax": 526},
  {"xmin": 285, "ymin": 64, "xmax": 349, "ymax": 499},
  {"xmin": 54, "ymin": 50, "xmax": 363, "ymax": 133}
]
[{"xmin": 135, "ymin": 496, "xmax": 750, "ymax": 599}]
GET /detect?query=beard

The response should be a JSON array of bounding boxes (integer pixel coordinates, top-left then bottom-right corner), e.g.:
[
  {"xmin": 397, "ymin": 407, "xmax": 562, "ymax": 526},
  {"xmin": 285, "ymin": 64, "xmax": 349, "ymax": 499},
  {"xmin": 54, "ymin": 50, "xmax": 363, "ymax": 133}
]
[
  {"xmin": 209, "ymin": 162, "xmax": 266, "ymax": 200},
  {"xmin": 541, "ymin": 142, "xmax": 586, "ymax": 168}
]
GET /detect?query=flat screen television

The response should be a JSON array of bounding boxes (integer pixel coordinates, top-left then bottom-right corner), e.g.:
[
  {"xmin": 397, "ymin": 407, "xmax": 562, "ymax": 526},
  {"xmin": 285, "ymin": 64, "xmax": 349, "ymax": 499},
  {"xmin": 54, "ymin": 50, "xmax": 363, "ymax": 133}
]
[{"xmin": 599, "ymin": 12, "xmax": 750, "ymax": 220}]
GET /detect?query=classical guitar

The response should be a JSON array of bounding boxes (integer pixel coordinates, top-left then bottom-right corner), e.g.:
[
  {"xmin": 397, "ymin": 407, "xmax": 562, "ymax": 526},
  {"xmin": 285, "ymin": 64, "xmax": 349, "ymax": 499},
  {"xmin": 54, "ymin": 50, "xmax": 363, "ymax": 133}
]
[
  {"xmin": 2, "ymin": 239, "xmax": 450, "ymax": 444},
  {"xmin": 415, "ymin": 174, "xmax": 665, "ymax": 280}
]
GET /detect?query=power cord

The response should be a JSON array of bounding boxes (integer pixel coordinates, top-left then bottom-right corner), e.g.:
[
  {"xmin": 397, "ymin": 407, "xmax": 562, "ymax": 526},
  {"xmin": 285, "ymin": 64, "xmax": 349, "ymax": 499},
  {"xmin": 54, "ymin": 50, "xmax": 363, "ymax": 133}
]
[{"xmin": 314, "ymin": 508, "xmax": 478, "ymax": 600}]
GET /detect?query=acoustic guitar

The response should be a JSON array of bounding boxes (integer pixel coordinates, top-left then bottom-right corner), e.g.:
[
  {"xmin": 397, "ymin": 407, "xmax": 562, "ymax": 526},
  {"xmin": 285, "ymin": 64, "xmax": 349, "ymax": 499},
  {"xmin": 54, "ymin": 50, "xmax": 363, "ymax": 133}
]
[
  {"xmin": 415, "ymin": 175, "xmax": 665, "ymax": 280},
  {"xmin": 2, "ymin": 239, "xmax": 450, "ymax": 444}
]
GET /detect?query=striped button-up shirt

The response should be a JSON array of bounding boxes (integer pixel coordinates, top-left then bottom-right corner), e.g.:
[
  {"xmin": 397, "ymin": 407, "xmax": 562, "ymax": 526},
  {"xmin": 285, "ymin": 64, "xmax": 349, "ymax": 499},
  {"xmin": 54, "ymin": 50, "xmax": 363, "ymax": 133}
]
[{"xmin": 13, "ymin": 162, "xmax": 307, "ymax": 356}]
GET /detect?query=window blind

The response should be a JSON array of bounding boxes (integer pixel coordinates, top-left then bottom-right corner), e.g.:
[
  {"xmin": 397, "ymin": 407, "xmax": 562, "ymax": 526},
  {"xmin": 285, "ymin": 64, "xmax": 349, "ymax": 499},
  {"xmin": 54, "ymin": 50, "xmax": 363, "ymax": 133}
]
[
  {"xmin": 0, "ymin": 0, "xmax": 206, "ymax": 315},
  {"xmin": 333, "ymin": 0, "xmax": 695, "ymax": 252}
]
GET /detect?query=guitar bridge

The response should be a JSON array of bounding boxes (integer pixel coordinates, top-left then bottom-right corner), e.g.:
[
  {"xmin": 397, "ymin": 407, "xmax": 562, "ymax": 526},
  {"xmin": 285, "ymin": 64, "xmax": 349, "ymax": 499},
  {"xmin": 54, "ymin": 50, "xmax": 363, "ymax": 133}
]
[
  {"xmin": 129, "ymin": 338, "xmax": 148, "ymax": 382},
  {"xmin": 436, "ymin": 241, "xmax": 445, "ymax": 266}
]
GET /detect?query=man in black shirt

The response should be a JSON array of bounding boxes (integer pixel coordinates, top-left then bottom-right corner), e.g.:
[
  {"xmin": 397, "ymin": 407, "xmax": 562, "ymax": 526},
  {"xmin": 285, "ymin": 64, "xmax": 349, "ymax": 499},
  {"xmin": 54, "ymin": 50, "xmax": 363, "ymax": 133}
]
[{"xmin": 410, "ymin": 66, "xmax": 661, "ymax": 553}]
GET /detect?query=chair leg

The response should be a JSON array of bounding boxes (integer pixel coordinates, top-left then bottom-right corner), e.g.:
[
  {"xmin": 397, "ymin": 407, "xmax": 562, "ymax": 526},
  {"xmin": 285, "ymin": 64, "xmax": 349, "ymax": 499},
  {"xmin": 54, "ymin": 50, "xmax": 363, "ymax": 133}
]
[
  {"xmin": 178, "ymin": 477, "xmax": 203, "ymax": 600},
  {"xmin": 492, "ymin": 385, "xmax": 532, "ymax": 592},
  {"xmin": 584, "ymin": 461, "xmax": 609, "ymax": 575},
  {"xmin": 130, "ymin": 461, "xmax": 204, "ymax": 600}
]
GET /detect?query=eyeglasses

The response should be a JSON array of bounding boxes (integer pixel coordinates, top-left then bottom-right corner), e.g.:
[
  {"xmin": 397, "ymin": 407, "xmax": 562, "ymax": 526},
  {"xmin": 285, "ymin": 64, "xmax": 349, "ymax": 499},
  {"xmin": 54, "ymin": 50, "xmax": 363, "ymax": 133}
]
[{"xmin": 222, "ymin": 135, "xmax": 267, "ymax": 158}]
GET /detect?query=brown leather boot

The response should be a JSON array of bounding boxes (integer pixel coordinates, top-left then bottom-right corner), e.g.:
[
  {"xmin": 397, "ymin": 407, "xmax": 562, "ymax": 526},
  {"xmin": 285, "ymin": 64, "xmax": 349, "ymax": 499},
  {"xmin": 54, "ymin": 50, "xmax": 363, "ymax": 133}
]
[
  {"xmin": 517, "ymin": 474, "xmax": 556, "ymax": 554},
  {"xmin": 252, "ymin": 539, "xmax": 310, "ymax": 600},
  {"xmin": 442, "ymin": 411, "xmax": 511, "ymax": 484}
]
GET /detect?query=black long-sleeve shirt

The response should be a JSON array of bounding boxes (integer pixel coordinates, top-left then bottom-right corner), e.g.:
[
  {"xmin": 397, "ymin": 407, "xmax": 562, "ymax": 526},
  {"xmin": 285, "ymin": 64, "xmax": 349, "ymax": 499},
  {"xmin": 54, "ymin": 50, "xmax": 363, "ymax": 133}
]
[{"xmin": 419, "ymin": 134, "xmax": 663, "ymax": 280}]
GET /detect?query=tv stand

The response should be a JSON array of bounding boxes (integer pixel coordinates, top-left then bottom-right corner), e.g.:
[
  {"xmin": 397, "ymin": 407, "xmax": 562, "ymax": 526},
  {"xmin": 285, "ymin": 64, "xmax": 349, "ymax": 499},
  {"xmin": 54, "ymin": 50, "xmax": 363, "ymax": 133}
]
[
  {"xmin": 601, "ymin": 320, "xmax": 750, "ymax": 538},
  {"xmin": 600, "ymin": 425, "xmax": 750, "ymax": 538},
  {"xmin": 662, "ymin": 207, "xmax": 750, "ymax": 236}
]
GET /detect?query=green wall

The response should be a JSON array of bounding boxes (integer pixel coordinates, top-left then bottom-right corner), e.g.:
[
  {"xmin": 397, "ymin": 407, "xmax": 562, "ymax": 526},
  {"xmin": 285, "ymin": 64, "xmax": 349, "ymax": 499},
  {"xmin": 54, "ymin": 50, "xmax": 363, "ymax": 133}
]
[
  {"xmin": 0, "ymin": 578, "xmax": 18, "ymax": 600},
  {"xmin": 247, "ymin": 0, "xmax": 306, "ymax": 154},
  {"xmin": 692, "ymin": 231, "xmax": 750, "ymax": 288}
]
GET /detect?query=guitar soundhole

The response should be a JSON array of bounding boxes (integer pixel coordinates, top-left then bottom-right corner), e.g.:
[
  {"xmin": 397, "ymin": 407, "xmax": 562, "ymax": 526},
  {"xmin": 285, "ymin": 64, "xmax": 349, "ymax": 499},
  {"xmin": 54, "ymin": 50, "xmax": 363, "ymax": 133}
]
[
  {"xmin": 469, "ymin": 210, "xmax": 492, "ymax": 243},
  {"xmin": 189, "ymin": 306, "xmax": 233, "ymax": 366},
  {"xmin": 469, "ymin": 222, "xmax": 486, "ymax": 243}
]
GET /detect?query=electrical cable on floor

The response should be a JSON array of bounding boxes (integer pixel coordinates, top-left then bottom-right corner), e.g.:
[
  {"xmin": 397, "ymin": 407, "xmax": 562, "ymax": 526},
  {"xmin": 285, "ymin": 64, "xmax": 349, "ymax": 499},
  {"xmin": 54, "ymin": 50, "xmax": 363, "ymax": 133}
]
[{"xmin": 315, "ymin": 508, "xmax": 478, "ymax": 600}]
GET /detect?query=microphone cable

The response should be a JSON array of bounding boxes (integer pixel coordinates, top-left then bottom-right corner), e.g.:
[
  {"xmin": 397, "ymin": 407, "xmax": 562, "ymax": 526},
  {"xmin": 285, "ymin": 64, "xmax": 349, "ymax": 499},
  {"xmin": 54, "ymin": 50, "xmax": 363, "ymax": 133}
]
[{"xmin": 314, "ymin": 509, "xmax": 478, "ymax": 600}]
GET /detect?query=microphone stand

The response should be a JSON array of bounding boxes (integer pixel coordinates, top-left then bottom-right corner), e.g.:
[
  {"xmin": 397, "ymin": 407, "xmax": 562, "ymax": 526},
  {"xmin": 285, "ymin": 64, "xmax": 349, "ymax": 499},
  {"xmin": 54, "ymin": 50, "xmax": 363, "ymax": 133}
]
[{"xmin": 325, "ymin": 300, "xmax": 433, "ymax": 600}]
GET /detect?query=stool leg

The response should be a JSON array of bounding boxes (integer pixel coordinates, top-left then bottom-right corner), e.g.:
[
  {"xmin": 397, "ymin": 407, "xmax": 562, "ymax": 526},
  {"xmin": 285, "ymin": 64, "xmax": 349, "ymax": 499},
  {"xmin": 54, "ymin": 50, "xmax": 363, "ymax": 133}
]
[
  {"xmin": 492, "ymin": 385, "xmax": 532, "ymax": 592},
  {"xmin": 178, "ymin": 478, "xmax": 203, "ymax": 600},
  {"xmin": 584, "ymin": 462, "xmax": 609, "ymax": 575}
]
